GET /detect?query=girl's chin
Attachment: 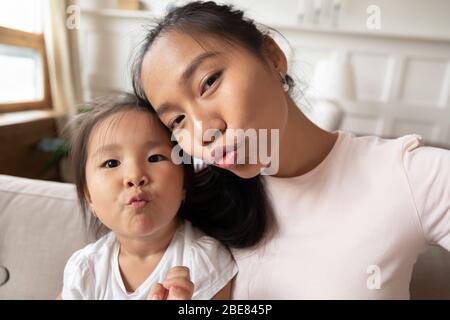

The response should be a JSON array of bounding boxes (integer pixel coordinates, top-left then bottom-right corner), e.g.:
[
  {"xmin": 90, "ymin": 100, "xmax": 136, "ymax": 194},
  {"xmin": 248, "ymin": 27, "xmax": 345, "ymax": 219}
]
[{"xmin": 126, "ymin": 216, "xmax": 179, "ymax": 238}]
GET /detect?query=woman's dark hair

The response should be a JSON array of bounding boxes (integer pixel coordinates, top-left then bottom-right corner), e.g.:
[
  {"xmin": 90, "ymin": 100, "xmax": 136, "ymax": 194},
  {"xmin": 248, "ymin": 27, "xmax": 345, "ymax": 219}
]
[
  {"xmin": 181, "ymin": 166, "xmax": 273, "ymax": 249},
  {"xmin": 130, "ymin": 1, "xmax": 279, "ymax": 249},
  {"xmin": 132, "ymin": 0, "xmax": 294, "ymax": 101},
  {"xmin": 67, "ymin": 93, "xmax": 194, "ymax": 236}
]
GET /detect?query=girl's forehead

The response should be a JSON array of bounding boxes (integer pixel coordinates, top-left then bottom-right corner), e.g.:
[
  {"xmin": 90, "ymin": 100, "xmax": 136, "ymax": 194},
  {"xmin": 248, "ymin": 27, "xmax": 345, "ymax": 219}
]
[{"xmin": 88, "ymin": 110, "xmax": 168, "ymax": 148}]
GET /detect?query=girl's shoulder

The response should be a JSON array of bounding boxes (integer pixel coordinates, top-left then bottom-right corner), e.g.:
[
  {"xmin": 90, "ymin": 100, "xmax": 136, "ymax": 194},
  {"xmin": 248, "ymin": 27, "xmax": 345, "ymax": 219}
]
[
  {"xmin": 64, "ymin": 231, "xmax": 116, "ymax": 274},
  {"xmin": 61, "ymin": 232, "xmax": 116, "ymax": 299},
  {"xmin": 177, "ymin": 220, "xmax": 232, "ymax": 257}
]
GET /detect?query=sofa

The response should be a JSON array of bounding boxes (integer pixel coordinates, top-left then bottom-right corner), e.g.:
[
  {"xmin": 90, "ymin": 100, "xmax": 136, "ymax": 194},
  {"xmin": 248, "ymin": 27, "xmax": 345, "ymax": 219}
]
[{"xmin": 0, "ymin": 174, "xmax": 449, "ymax": 299}]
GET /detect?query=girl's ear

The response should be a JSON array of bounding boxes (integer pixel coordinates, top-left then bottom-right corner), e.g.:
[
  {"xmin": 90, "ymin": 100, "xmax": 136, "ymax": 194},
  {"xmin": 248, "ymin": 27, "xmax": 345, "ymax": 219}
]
[
  {"xmin": 84, "ymin": 188, "xmax": 93, "ymax": 206},
  {"xmin": 262, "ymin": 35, "xmax": 288, "ymax": 75},
  {"xmin": 84, "ymin": 190, "xmax": 98, "ymax": 218}
]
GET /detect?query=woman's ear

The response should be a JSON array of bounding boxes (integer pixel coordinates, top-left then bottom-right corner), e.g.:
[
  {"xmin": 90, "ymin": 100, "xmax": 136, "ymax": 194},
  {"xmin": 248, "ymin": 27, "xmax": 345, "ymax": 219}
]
[{"xmin": 262, "ymin": 35, "xmax": 288, "ymax": 75}]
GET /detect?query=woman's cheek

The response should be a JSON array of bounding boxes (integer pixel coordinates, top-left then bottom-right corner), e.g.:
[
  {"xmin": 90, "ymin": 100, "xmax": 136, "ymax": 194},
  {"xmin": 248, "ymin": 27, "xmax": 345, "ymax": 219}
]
[{"xmin": 174, "ymin": 133, "xmax": 203, "ymax": 160}]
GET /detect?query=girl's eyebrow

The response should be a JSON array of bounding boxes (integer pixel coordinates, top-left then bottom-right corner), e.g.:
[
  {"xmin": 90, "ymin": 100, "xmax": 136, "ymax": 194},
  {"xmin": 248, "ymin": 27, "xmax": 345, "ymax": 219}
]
[
  {"xmin": 92, "ymin": 144, "xmax": 121, "ymax": 158},
  {"xmin": 91, "ymin": 141, "xmax": 164, "ymax": 158}
]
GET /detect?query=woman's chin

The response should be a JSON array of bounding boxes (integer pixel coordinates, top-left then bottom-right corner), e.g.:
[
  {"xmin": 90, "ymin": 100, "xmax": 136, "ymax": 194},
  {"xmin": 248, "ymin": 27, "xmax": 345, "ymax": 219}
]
[{"xmin": 227, "ymin": 163, "xmax": 264, "ymax": 179}]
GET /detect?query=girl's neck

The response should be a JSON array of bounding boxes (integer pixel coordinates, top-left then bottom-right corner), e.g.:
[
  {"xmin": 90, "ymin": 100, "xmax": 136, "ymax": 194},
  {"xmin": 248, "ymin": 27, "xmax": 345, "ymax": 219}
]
[
  {"xmin": 275, "ymin": 98, "xmax": 338, "ymax": 178},
  {"xmin": 117, "ymin": 219, "xmax": 179, "ymax": 259},
  {"xmin": 115, "ymin": 219, "xmax": 179, "ymax": 293}
]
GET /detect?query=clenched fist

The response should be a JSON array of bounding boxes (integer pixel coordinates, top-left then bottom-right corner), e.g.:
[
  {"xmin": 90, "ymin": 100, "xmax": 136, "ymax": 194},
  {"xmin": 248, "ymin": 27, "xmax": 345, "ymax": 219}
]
[{"xmin": 147, "ymin": 266, "xmax": 194, "ymax": 300}]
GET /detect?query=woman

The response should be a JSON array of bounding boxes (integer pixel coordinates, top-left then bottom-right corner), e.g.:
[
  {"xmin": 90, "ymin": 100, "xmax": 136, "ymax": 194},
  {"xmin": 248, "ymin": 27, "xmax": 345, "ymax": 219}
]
[{"xmin": 132, "ymin": 1, "xmax": 450, "ymax": 299}]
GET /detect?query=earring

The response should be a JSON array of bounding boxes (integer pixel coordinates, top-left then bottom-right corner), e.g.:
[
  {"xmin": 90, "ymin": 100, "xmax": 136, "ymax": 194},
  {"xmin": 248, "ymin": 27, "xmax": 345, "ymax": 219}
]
[{"xmin": 279, "ymin": 72, "xmax": 289, "ymax": 92}]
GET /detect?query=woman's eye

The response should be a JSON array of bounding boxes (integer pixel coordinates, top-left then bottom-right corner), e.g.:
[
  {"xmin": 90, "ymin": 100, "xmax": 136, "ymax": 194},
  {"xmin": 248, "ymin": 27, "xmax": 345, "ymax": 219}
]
[
  {"xmin": 148, "ymin": 154, "xmax": 166, "ymax": 163},
  {"xmin": 102, "ymin": 160, "xmax": 120, "ymax": 168},
  {"xmin": 169, "ymin": 115, "xmax": 185, "ymax": 130},
  {"xmin": 201, "ymin": 70, "xmax": 222, "ymax": 95}
]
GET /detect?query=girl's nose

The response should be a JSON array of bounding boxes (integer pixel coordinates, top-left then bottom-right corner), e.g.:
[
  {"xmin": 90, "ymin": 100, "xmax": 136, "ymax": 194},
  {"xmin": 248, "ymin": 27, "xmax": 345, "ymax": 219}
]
[{"xmin": 125, "ymin": 175, "xmax": 148, "ymax": 188}]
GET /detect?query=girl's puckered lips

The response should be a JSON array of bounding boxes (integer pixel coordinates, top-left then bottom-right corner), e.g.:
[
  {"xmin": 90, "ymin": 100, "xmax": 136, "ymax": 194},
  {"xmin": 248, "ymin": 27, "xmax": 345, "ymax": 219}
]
[{"xmin": 127, "ymin": 194, "xmax": 150, "ymax": 209}]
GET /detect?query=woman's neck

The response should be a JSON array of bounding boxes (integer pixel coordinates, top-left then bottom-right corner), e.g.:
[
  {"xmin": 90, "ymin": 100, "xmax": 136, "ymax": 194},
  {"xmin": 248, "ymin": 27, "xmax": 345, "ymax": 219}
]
[{"xmin": 275, "ymin": 98, "xmax": 338, "ymax": 178}]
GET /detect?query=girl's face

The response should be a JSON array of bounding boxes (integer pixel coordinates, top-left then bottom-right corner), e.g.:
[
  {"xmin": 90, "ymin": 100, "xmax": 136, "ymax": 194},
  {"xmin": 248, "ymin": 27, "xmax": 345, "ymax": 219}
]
[
  {"xmin": 141, "ymin": 31, "xmax": 289, "ymax": 178},
  {"xmin": 85, "ymin": 110, "xmax": 185, "ymax": 240}
]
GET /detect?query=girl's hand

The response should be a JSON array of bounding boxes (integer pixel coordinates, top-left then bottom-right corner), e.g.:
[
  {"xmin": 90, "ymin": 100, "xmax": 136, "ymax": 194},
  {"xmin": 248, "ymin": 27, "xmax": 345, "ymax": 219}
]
[{"xmin": 147, "ymin": 266, "xmax": 194, "ymax": 300}]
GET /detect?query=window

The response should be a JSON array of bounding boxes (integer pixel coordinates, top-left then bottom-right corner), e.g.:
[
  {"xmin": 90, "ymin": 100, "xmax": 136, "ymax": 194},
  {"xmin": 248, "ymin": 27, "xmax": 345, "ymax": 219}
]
[{"xmin": 0, "ymin": 0, "xmax": 51, "ymax": 113}]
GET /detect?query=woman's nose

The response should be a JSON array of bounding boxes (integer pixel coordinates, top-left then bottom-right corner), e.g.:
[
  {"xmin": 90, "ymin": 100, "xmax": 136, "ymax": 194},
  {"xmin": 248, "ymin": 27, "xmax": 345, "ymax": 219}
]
[{"xmin": 193, "ymin": 117, "xmax": 227, "ymax": 147}]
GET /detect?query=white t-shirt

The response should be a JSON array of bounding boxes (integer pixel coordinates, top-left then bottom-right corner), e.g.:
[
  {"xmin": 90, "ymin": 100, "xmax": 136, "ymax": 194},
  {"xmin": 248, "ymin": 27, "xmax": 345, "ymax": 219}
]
[
  {"xmin": 232, "ymin": 132, "xmax": 450, "ymax": 299},
  {"xmin": 62, "ymin": 220, "xmax": 237, "ymax": 300}
]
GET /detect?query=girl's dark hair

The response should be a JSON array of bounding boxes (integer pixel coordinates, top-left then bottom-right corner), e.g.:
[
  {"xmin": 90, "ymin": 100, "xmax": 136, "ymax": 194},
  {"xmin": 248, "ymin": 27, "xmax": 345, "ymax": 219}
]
[
  {"xmin": 68, "ymin": 93, "xmax": 194, "ymax": 236},
  {"xmin": 130, "ymin": 1, "xmax": 280, "ymax": 248}
]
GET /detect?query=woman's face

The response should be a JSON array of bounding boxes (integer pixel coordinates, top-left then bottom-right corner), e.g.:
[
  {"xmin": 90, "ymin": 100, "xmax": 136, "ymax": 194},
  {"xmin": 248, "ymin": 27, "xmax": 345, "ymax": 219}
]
[{"xmin": 141, "ymin": 31, "xmax": 289, "ymax": 178}]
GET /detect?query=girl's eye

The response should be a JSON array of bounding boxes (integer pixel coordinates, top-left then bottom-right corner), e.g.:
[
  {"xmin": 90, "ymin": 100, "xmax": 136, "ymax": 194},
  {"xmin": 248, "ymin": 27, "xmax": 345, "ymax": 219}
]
[
  {"xmin": 201, "ymin": 70, "xmax": 222, "ymax": 96},
  {"xmin": 169, "ymin": 115, "xmax": 185, "ymax": 130},
  {"xmin": 103, "ymin": 160, "xmax": 120, "ymax": 168},
  {"xmin": 148, "ymin": 154, "xmax": 166, "ymax": 163}
]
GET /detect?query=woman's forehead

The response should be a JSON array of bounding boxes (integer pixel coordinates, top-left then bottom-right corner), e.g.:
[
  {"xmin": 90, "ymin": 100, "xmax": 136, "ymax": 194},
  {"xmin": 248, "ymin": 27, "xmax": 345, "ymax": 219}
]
[
  {"xmin": 151, "ymin": 30, "xmax": 233, "ymax": 56},
  {"xmin": 141, "ymin": 31, "xmax": 249, "ymax": 99},
  {"xmin": 145, "ymin": 31, "xmax": 250, "ymax": 72}
]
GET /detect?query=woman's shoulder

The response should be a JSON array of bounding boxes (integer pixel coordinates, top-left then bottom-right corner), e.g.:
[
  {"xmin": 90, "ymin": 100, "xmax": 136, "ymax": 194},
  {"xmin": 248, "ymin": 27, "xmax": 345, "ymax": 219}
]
[
  {"xmin": 338, "ymin": 131, "xmax": 423, "ymax": 153},
  {"xmin": 340, "ymin": 132, "xmax": 424, "ymax": 153},
  {"xmin": 263, "ymin": 132, "xmax": 422, "ymax": 185},
  {"xmin": 332, "ymin": 131, "xmax": 427, "ymax": 167}
]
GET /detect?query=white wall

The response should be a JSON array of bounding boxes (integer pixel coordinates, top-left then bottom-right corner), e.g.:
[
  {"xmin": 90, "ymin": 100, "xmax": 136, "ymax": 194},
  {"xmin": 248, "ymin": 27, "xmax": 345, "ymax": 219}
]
[
  {"xmin": 339, "ymin": 0, "xmax": 450, "ymax": 39},
  {"xmin": 76, "ymin": 0, "xmax": 450, "ymax": 39},
  {"xmin": 230, "ymin": 0, "xmax": 450, "ymax": 39}
]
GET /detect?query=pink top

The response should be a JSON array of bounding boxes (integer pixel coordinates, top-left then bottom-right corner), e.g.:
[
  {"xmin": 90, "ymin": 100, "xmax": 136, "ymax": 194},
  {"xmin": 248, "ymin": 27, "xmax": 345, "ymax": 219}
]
[{"xmin": 231, "ymin": 131, "xmax": 450, "ymax": 299}]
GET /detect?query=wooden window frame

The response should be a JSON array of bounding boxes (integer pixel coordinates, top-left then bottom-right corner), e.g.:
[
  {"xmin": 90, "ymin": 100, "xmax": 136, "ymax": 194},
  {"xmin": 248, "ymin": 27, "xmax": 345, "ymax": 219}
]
[{"xmin": 0, "ymin": 26, "xmax": 52, "ymax": 113}]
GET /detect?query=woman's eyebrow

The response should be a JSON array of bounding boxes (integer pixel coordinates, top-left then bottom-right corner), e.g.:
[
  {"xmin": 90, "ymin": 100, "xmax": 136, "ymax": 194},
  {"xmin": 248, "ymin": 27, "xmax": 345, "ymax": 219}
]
[
  {"xmin": 156, "ymin": 103, "xmax": 170, "ymax": 117},
  {"xmin": 156, "ymin": 52, "xmax": 220, "ymax": 115},
  {"xmin": 181, "ymin": 51, "xmax": 219, "ymax": 81}
]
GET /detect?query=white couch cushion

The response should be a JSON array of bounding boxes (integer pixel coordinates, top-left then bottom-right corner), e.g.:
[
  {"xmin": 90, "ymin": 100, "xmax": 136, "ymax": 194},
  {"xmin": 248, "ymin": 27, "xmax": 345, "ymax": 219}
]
[{"xmin": 0, "ymin": 175, "xmax": 96, "ymax": 299}]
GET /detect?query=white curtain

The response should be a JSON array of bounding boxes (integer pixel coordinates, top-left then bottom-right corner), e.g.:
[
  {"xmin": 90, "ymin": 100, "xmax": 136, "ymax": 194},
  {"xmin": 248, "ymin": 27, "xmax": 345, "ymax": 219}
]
[
  {"xmin": 42, "ymin": 0, "xmax": 84, "ymax": 182},
  {"xmin": 43, "ymin": 0, "xmax": 83, "ymax": 117}
]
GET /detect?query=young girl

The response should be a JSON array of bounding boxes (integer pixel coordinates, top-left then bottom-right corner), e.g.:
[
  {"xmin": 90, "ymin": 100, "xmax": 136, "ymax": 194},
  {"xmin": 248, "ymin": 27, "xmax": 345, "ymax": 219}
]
[
  {"xmin": 132, "ymin": 1, "xmax": 450, "ymax": 299},
  {"xmin": 59, "ymin": 94, "xmax": 238, "ymax": 300}
]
